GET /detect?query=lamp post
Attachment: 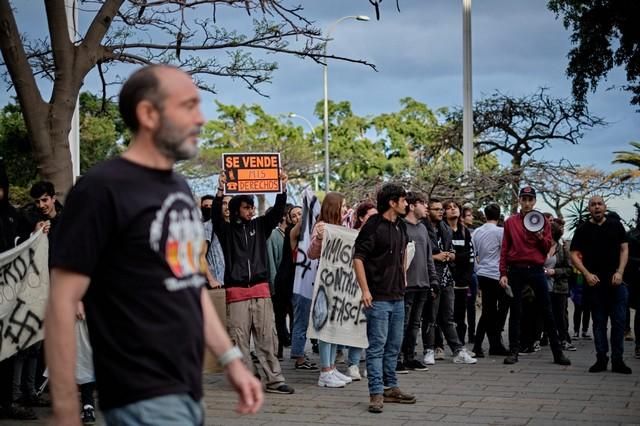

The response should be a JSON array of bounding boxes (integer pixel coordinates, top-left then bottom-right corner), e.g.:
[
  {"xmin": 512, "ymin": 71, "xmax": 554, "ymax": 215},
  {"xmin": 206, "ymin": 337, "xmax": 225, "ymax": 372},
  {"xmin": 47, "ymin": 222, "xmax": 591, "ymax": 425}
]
[
  {"xmin": 462, "ymin": 0, "xmax": 474, "ymax": 173},
  {"xmin": 289, "ymin": 113, "xmax": 319, "ymax": 191},
  {"xmin": 323, "ymin": 15, "xmax": 370, "ymax": 191}
]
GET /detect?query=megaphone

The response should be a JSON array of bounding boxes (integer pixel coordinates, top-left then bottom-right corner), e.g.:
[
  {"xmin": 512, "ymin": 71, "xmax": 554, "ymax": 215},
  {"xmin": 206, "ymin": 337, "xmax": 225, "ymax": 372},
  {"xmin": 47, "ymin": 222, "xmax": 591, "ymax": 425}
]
[{"xmin": 523, "ymin": 210, "xmax": 545, "ymax": 233}]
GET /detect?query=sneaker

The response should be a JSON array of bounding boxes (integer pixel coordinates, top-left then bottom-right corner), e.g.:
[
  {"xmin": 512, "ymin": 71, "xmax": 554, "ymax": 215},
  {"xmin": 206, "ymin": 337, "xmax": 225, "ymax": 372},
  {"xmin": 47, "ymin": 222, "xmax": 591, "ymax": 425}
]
[
  {"xmin": 518, "ymin": 346, "xmax": 535, "ymax": 356},
  {"xmin": 423, "ymin": 349, "xmax": 435, "ymax": 365},
  {"xmin": 335, "ymin": 349, "xmax": 346, "ymax": 364},
  {"xmin": 533, "ymin": 341, "xmax": 541, "ymax": 352},
  {"xmin": 347, "ymin": 364, "xmax": 362, "ymax": 381},
  {"xmin": 405, "ymin": 359, "xmax": 429, "ymax": 371},
  {"xmin": 295, "ymin": 360, "xmax": 319, "ymax": 371},
  {"xmin": 332, "ymin": 368, "xmax": 353, "ymax": 384},
  {"xmin": 553, "ymin": 352, "xmax": 571, "ymax": 366},
  {"xmin": 368, "ymin": 394, "xmax": 384, "ymax": 413},
  {"xmin": 383, "ymin": 387, "xmax": 416, "ymax": 404},
  {"xmin": 266, "ymin": 383, "xmax": 295, "ymax": 394},
  {"xmin": 473, "ymin": 348, "xmax": 485, "ymax": 358},
  {"xmin": 611, "ymin": 360, "xmax": 632, "ymax": 374},
  {"xmin": 453, "ymin": 348, "xmax": 477, "ymax": 364},
  {"xmin": 81, "ymin": 405, "xmax": 96, "ymax": 425},
  {"xmin": 573, "ymin": 331, "xmax": 580, "ymax": 340},
  {"xmin": 588, "ymin": 356, "xmax": 608, "ymax": 373},
  {"xmin": 396, "ymin": 361, "xmax": 409, "ymax": 374},
  {"xmin": 318, "ymin": 371, "xmax": 346, "ymax": 388},
  {"xmin": 434, "ymin": 347, "xmax": 445, "ymax": 360},
  {"xmin": 562, "ymin": 341, "xmax": 577, "ymax": 351},
  {"xmin": 504, "ymin": 353, "xmax": 518, "ymax": 364},
  {"xmin": 624, "ymin": 331, "xmax": 634, "ymax": 342},
  {"xmin": 581, "ymin": 332, "xmax": 592, "ymax": 340},
  {"xmin": 635, "ymin": 347, "xmax": 640, "ymax": 359}
]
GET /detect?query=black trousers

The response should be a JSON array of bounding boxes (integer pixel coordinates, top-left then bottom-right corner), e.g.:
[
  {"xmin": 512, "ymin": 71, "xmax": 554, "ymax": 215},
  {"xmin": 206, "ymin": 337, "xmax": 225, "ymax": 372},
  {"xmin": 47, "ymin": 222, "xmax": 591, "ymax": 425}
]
[
  {"xmin": 508, "ymin": 266, "xmax": 562, "ymax": 356},
  {"xmin": 474, "ymin": 276, "xmax": 509, "ymax": 350},
  {"xmin": 454, "ymin": 288, "xmax": 468, "ymax": 344},
  {"xmin": 401, "ymin": 288, "xmax": 430, "ymax": 361},
  {"xmin": 550, "ymin": 293, "xmax": 570, "ymax": 342}
]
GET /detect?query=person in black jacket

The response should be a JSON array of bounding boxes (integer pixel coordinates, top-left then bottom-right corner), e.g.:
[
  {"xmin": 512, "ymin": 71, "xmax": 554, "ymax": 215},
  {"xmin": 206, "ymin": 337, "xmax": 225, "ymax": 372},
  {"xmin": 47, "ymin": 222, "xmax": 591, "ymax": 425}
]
[
  {"xmin": 421, "ymin": 198, "xmax": 476, "ymax": 366},
  {"xmin": 212, "ymin": 171, "xmax": 294, "ymax": 395},
  {"xmin": 443, "ymin": 200, "xmax": 474, "ymax": 345}
]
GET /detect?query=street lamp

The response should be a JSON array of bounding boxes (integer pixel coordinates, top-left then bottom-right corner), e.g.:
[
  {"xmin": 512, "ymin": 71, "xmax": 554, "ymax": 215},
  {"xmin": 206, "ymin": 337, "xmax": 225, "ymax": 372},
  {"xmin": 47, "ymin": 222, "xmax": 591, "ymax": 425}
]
[
  {"xmin": 323, "ymin": 15, "xmax": 370, "ymax": 191},
  {"xmin": 288, "ymin": 113, "xmax": 316, "ymax": 138},
  {"xmin": 289, "ymin": 112, "xmax": 320, "ymax": 191}
]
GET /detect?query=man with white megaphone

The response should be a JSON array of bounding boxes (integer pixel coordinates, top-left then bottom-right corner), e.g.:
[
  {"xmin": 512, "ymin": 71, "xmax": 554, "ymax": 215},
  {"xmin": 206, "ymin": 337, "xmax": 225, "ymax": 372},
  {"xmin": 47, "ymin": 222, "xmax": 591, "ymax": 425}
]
[{"xmin": 499, "ymin": 186, "xmax": 571, "ymax": 366}]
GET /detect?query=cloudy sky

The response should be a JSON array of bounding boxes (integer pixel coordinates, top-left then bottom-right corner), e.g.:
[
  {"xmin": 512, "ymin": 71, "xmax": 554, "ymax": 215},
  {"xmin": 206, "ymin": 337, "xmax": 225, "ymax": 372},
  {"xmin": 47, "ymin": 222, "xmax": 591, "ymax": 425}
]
[{"xmin": 3, "ymin": 1, "xmax": 639, "ymax": 216}]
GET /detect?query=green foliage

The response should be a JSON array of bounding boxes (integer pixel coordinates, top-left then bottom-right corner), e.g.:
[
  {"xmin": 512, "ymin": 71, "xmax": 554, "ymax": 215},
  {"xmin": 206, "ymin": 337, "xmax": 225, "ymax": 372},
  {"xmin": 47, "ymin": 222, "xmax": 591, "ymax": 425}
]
[
  {"xmin": 79, "ymin": 93, "xmax": 125, "ymax": 174},
  {"xmin": 0, "ymin": 103, "xmax": 39, "ymax": 190},
  {"xmin": 0, "ymin": 93, "xmax": 125, "ymax": 200},
  {"xmin": 548, "ymin": 0, "xmax": 640, "ymax": 109},
  {"xmin": 181, "ymin": 102, "xmax": 317, "ymax": 186},
  {"xmin": 613, "ymin": 141, "xmax": 640, "ymax": 169}
]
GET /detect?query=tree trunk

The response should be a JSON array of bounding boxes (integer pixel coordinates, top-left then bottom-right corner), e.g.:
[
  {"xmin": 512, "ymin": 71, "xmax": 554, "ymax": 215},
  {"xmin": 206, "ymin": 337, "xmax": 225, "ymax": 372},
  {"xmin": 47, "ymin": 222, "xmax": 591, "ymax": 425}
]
[{"xmin": 509, "ymin": 157, "xmax": 523, "ymax": 214}]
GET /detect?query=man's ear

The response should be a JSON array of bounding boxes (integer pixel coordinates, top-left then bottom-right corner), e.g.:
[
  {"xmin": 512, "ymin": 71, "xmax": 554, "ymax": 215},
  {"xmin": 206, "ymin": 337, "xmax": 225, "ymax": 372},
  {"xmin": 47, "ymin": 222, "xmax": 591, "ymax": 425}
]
[{"xmin": 136, "ymin": 100, "xmax": 161, "ymax": 131}]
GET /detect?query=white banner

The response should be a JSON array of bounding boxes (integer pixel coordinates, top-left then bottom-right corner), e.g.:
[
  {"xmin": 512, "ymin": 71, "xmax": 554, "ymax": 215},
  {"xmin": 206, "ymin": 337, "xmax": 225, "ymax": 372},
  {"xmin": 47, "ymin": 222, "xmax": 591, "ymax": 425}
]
[
  {"xmin": 307, "ymin": 224, "xmax": 368, "ymax": 348},
  {"xmin": 0, "ymin": 231, "xmax": 49, "ymax": 361},
  {"xmin": 293, "ymin": 188, "xmax": 320, "ymax": 299}
]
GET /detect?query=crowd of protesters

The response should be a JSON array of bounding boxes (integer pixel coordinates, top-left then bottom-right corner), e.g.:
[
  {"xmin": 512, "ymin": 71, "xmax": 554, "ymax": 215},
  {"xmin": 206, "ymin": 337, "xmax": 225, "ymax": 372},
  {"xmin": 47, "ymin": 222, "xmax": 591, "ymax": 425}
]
[{"xmin": 0, "ymin": 64, "xmax": 638, "ymax": 423}]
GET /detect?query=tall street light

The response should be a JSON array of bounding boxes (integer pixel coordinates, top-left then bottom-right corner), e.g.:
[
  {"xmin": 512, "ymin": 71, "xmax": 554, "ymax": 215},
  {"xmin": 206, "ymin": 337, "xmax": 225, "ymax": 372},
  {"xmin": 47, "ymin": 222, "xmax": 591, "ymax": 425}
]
[
  {"xmin": 323, "ymin": 15, "xmax": 370, "ymax": 191},
  {"xmin": 462, "ymin": 0, "xmax": 474, "ymax": 173},
  {"xmin": 289, "ymin": 113, "xmax": 319, "ymax": 191}
]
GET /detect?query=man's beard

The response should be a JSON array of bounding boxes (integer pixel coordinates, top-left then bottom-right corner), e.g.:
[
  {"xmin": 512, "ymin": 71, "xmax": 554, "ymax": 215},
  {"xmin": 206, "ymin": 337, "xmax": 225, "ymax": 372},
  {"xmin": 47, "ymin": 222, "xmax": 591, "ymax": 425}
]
[{"xmin": 153, "ymin": 117, "xmax": 200, "ymax": 161}]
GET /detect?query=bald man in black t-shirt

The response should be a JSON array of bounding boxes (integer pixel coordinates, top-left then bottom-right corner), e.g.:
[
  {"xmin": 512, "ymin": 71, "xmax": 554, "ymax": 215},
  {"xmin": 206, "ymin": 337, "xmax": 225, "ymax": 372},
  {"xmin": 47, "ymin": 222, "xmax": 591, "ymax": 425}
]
[{"xmin": 571, "ymin": 196, "xmax": 631, "ymax": 374}]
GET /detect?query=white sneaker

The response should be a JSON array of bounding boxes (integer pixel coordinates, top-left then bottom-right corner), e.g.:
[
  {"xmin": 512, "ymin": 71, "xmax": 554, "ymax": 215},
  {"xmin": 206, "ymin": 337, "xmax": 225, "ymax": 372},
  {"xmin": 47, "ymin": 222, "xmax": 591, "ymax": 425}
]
[
  {"xmin": 318, "ymin": 371, "xmax": 346, "ymax": 388},
  {"xmin": 332, "ymin": 368, "xmax": 353, "ymax": 384},
  {"xmin": 423, "ymin": 349, "xmax": 435, "ymax": 365},
  {"xmin": 453, "ymin": 348, "xmax": 477, "ymax": 364},
  {"xmin": 435, "ymin": 347, "xmax": 446, "ymax": 360},
  {"xmin": 347, "ymin": 364, "xmax": 362, "ymax": 381}
]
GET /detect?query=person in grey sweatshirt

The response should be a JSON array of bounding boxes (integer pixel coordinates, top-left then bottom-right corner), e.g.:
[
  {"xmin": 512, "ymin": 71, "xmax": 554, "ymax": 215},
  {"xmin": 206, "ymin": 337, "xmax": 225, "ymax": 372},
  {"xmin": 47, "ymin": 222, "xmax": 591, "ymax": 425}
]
[{"xmin": 397, "ymin": 192, "xmax": 439, "ymax": 372}]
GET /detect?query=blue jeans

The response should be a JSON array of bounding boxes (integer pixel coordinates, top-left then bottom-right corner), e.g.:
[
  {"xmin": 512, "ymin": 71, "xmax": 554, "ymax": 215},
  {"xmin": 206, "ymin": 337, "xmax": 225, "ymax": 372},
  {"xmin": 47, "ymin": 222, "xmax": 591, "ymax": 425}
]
[
  {"xmin": 347, "ymin": 347, "xmax": 362, "ymax": 366},
  {"xmin": 337, "ymin": 345, "xmax": 362, "ymax": 366},
  {"xmin": 365, "ymin": 300, "xmax": 404, "ymax": 395},
  {"xmin": 103, "ymin": 393, "xmax": 203, "ymax": 426},
  {"xmin": 318, "ymin": 340, "xmax": 337, "ymax": 368},
  {"xmin": 291, "ymin": 294, "xmax": 312, "ymax": 358},
  {"xmin": 587, "ymin": 281, "xmax": 628, "ymax": 361}
]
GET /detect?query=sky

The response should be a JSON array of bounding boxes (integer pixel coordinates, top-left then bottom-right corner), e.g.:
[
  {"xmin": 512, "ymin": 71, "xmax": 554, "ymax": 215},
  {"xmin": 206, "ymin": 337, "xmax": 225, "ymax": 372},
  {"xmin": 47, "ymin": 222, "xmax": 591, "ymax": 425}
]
[{"xmin": 2, "ymin": 0, "xmax": 639, "ymax": 220}]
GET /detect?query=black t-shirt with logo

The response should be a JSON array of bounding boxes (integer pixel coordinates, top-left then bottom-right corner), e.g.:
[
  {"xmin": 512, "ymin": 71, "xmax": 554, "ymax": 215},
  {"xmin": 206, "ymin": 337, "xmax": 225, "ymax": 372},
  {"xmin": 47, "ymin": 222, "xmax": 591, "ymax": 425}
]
[
  {"xmin": 570, "ymin": 217, "xmax": 628, "ymax": 278},
  {"xmin": 51, "ymin": 157, "xmax": 207, "ymax": 410}
]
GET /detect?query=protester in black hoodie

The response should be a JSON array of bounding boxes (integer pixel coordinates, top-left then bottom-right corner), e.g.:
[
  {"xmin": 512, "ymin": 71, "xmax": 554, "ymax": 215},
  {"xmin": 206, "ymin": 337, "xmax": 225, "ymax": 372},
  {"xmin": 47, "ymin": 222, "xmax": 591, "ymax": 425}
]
[{"xmin": 211, "ymin": 171, "xmax": 294, "ymax": 395}]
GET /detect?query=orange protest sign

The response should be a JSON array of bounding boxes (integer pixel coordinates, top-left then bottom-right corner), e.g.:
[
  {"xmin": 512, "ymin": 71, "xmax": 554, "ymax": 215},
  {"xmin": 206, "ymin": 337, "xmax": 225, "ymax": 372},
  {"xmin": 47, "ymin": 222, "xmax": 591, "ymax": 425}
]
[{"xmin": 222, "ymin": 153, "xmax": 282, "ymax": 194}]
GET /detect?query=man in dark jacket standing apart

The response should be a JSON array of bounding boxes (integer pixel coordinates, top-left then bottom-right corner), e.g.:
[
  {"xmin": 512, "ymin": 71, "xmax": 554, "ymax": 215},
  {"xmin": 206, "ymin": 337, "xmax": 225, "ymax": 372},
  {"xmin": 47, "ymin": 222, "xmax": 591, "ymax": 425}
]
[{"xmin": 212, "ymin": 172, "xmax": 295, "ymax": 395}]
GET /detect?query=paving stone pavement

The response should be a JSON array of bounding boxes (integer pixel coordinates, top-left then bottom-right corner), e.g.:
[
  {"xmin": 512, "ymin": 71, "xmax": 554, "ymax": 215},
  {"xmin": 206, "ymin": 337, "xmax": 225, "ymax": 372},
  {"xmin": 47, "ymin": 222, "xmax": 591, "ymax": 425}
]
[
  {"xmin": 3, "ymin": 336, "xmax": 638, "ymax": 426},
  {"xmin": 4, "ymin": 300, "xmax": 640, "ymax": 426}
]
